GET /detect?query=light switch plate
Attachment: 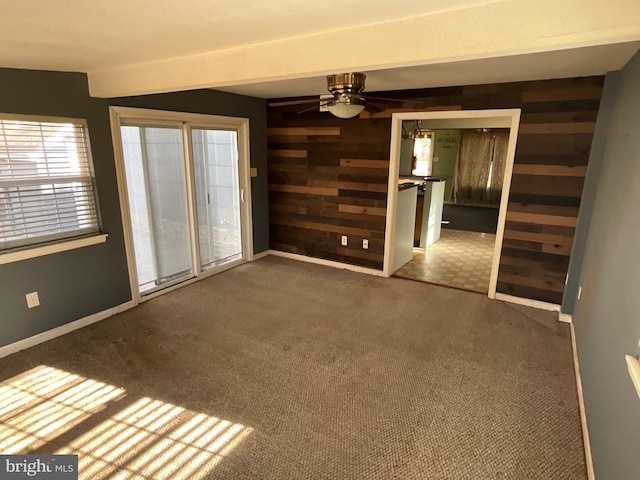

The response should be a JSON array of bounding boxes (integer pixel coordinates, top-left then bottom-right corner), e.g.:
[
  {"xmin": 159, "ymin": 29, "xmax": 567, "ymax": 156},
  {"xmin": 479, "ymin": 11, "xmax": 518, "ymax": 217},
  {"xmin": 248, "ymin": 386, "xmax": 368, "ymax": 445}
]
[{"xmin": 250, "ymin": 167, "xmax": 258, "ymax": 177}]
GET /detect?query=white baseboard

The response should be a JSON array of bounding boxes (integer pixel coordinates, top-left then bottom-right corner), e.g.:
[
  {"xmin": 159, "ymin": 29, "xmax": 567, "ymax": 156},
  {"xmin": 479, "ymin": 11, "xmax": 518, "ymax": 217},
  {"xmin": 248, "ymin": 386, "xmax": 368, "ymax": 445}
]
[
  {"xmin": 1, "ymin": 253, "xmax": 267, "ymax": 359},
  {"xmin": 252, "ymin": 250, "xmax": 269, "ymax": 260},
  {"xmin": 494, "ymin": 292, "xmax": 561, "ymax": 312},
  {"xmin": 267, "ymin": 249, "xmax": 386, "ymax": 277},
  {"xmin": 570, "ymin": 321, "xmax": 596, "ymax": 480},
  {"xmin": 559, "ymin": 312, "xmax": 573, "ymax": 324},
  {"xmin": 0, "ymin": 300, "xmax": 136, "ymax": 359}
]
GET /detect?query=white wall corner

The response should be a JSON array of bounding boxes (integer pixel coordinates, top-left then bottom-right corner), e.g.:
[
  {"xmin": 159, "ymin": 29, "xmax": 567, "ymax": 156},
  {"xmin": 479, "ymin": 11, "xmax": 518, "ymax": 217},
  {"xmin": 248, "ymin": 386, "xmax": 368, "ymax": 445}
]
[
  {"xmin": 570, "ymin": 322, "xmax": 596, "ymax": 480},
  {"xmin": 559, "ymin": 312, "xmax": 573, "ymax": 324},
  {"xmin": 252, "ymin": 250, "xmax": 269, "ymax": 260}
]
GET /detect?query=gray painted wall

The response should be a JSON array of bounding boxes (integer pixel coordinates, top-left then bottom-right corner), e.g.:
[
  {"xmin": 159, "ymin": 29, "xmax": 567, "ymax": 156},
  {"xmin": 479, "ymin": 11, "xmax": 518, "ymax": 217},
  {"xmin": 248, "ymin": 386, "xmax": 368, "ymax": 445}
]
[
  {"xmin": 571, "ymin": 51, "xmax": 640, "ymax": 479},
  {"xmin": 0, "ymin": 68, "xmax": 131, "ymax": 347},
  {"xmin": 0, "ymin": 69, "xmax": 268, "ymax": 349},
  {"xmin": 562, "ymin": 75, "xmax": 619, "ymax": 314}
]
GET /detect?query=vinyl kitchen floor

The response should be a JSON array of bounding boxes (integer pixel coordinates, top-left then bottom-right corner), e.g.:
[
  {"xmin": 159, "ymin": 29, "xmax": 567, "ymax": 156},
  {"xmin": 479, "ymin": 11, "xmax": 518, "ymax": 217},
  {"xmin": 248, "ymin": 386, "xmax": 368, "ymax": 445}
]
[{"xmin": 394, "ymin": 229, "xmax": 496, "ymax": 294}]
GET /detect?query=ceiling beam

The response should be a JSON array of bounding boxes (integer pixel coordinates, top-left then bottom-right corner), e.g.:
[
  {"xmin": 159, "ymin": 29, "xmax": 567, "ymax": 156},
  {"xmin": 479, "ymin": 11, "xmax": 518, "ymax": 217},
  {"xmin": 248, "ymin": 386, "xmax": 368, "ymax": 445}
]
[{"xmin": 88, "ymin": 0, "xmax": 640, "ymax": 98}]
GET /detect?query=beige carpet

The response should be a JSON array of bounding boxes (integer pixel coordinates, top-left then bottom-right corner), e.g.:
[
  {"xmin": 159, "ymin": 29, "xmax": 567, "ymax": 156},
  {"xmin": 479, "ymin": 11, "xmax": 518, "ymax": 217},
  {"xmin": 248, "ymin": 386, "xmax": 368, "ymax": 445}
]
[{"xmin": 0, "ymin": 256, "xmax": 586, "ymax": 479}]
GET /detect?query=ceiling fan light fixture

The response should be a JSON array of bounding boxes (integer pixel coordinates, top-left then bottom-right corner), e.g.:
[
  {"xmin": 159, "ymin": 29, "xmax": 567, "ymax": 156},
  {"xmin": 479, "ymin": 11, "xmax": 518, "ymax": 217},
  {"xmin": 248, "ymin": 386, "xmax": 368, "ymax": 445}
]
[
  {"xmin": 327, "ymin": 102, "xmax": 365, "ymax": 119},
  {"xmin": 270, "ymin": 72, "xmax": 422, "ymax": 117},
  {"xmin": 327, "ymin": 73, "xmax": 367, "ymax": 95}
]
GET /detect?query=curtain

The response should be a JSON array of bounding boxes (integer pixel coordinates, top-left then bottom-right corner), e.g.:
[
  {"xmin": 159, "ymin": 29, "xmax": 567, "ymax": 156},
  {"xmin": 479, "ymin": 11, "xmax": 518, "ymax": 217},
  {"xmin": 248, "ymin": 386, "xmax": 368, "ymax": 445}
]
[
  {"xmin": 486, "ymin": 131, "xmax": 509, "ymax": 204},
  {"xmin": 454, "ymin": 131, "xmax": 492, "ymax": 204},
  {"xmin": 454, "ymin": 130, "xmax": 509, "ymax": 205}
]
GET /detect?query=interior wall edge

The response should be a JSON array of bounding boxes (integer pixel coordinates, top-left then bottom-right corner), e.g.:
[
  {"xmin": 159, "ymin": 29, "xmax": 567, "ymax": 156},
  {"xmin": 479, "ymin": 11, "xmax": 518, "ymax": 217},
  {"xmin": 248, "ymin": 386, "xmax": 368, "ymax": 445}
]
[
  {"xmin": 561, "ymin": 71, "xmax": 622, "ymax": 314},
  {"xmin": 570, "ymin": 321, "xmax": 596, "ymax": 480}
]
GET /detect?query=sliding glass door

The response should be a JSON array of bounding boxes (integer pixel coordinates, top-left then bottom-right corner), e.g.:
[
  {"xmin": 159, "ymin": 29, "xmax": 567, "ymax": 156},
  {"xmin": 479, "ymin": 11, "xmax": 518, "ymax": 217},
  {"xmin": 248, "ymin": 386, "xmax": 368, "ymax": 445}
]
[
  {"xmin": 192, "ymin": 128, "xmax": 242, "ymax": 270},
  {"xmin": 114, "ymin": 109, "xmax": 251, "ymax": 299},
  {"xmin": 121, "ymin": 125, "xmax": 193, "ymax": 293}
]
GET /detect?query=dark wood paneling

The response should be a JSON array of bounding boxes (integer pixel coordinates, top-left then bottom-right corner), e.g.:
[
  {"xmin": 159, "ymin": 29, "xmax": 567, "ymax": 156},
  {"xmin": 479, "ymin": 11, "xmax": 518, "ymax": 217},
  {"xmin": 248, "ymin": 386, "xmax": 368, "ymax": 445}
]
[
  {"xmin": 267, "ymin": 76, "xmax": 603, "ymax": 303},
  {"xmin": 267, "ymin": 118, "xmax": 392, "ymax": 269}
]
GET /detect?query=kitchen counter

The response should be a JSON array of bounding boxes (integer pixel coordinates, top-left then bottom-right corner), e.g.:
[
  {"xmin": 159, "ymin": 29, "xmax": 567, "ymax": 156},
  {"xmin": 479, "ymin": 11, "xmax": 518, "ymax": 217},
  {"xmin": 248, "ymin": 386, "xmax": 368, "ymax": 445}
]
[
  {"xmin": 399, "ymin": 175, "xmax": 447, "ymax": 182},
  {"xmin": 399, "ymin": 178, "xmax": 445, "ymax": 197},
  {"xmin": 398, "ymin": 182, "xmax": 420, "ymax": 191}
]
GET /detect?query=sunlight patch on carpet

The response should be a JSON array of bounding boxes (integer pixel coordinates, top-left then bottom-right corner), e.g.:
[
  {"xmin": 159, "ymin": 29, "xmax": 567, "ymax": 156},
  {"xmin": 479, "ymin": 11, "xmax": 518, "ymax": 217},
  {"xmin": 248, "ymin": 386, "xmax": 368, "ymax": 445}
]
[
  {"xmin": 0, "ymin": 366, "xmax": 253, "ymax": 479},
  {"xmin": 0, "ymin": 365, "xmax": 126, "ymax": 452}
]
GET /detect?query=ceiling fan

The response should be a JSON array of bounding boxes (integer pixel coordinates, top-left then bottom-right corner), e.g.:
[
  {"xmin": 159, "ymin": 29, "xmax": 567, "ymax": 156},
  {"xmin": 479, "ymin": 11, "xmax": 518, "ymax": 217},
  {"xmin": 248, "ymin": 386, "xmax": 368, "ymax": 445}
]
[{"xmin": 268, "ymin": 72, "xmax": 424, "ymax": 118}]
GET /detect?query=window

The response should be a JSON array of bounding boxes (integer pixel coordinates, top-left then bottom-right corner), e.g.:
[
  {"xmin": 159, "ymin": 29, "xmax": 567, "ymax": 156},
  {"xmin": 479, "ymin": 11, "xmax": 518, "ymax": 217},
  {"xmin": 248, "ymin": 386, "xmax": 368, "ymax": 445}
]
[
  {"xmin": 411, "ymin": 132, "xmax": 434, "ymax": 176},
  {"xmin": 0, "ymin": 115, "xmax": 100, "ymax": 252}
]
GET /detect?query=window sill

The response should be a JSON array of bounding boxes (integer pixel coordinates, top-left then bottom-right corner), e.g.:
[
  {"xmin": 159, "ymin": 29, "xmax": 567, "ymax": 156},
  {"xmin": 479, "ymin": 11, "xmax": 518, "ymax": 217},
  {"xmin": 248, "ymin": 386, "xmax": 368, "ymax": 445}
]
[{"xmin": 0, "ymin": 234, "xmax": 108, "ymax": 266}]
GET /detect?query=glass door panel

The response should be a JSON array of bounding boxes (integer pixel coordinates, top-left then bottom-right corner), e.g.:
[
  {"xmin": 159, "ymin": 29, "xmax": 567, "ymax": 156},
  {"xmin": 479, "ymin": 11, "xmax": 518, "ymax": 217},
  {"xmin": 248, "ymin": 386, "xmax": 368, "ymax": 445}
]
[
  {"xmin": 191, "ymin": 128, "xmax": 242, "ymax": 270},
  {"xmin": 121, "ymin": 125, "xmax": 193, "ymax": 293}
]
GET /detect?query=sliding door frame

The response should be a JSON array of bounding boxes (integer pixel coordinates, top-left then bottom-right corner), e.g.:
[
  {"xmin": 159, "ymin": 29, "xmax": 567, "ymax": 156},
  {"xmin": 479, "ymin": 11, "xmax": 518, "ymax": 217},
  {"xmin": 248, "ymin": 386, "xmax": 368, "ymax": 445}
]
[{"xmin": 109, "ymin": 106, "xmax": 254, "ymax": 304}]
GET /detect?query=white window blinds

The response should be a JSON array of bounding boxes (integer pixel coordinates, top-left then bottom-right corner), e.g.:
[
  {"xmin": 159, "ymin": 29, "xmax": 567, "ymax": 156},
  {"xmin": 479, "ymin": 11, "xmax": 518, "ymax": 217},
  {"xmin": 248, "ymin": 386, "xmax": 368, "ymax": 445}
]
[{"xmin": 0, "ymin": 116, "xmax": 100, "ymax": 251}]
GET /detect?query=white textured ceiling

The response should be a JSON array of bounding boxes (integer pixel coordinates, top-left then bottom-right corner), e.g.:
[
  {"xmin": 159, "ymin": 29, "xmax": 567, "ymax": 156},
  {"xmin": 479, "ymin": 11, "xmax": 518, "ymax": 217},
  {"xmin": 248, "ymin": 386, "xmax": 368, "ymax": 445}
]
[
  {"xmin": 0, "ymin": 0, "xmax": 638, "ymax": 98},
  {"xmin": 0, "ymin": 0, "xmax": 496, "ymax": 72}
]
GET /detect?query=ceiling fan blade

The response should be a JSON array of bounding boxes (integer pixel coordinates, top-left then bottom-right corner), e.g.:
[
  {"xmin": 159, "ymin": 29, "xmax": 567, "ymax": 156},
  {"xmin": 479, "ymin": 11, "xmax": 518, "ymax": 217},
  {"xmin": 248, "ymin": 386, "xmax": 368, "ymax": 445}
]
[
  {"xmin": 268, "ymin": 98, "xmax": 320, "ymax": 107},
  {"xmin": 364, "ymin": 96, "xmax": 425, "ymax": 106},
  {"xmin": 296, "ymin": 103, "xmax": 325, "ymax": 115},
  {"xmin": 361, "ymin": 100, "xmax": 385, "ymax": 113}
]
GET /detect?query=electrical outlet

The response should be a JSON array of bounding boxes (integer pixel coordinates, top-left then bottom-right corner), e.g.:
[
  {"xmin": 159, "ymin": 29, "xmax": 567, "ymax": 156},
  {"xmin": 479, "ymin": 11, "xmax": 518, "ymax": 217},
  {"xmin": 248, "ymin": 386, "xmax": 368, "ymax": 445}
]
[
  {"xmin": 578, "ymin": 285, "xmax": 582, "ymax": 301},
  {"xmin": 363, "ymin": 239, "xmax": 369, "ymax": 250},
  {"xmin": 26, "ymin": 291, "xmax": 40, "ymax": 309},
  {"xmin": 341, "ymin": 235, "xmax": 348, "ymax": 246}
]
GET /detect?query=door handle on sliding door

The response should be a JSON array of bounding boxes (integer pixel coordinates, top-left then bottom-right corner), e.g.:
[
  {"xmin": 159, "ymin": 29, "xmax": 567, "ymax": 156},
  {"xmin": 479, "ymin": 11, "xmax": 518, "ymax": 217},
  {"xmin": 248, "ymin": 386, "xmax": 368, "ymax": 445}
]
[{"xmin": 241, "ymin": 189, "xmax": 245, "ymax": 203}]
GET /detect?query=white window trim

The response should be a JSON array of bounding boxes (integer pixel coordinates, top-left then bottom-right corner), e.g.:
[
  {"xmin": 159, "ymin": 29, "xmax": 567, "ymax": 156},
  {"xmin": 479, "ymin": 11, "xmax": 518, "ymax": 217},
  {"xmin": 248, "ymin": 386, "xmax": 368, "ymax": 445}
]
[
  {"xmin": 0, "ymin": 113, "xmax": 105, "ymax": 263},
  {"xmin": 0, "ymin": 233, "xmax": 108, "ymax": 265}
]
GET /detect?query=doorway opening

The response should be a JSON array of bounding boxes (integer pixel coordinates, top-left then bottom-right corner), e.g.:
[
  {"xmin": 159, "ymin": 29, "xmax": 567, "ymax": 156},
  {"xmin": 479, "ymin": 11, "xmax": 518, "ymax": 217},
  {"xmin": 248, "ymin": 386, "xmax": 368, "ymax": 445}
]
[
  {"xmin": 383, "ymin": 110, "xmax": 520, "ymax": 298},
  {"xmin": 110, "ymin": 107, "xmax": 254, "ymax": 303}
]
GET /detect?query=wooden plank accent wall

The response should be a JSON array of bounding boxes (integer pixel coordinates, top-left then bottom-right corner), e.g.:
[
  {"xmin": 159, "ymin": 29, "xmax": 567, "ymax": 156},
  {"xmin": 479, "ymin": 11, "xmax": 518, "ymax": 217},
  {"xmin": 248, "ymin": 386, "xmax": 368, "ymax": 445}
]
[{"xmin": 267, "ymin": 76, "xmax": 604, "ymax": 304}]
